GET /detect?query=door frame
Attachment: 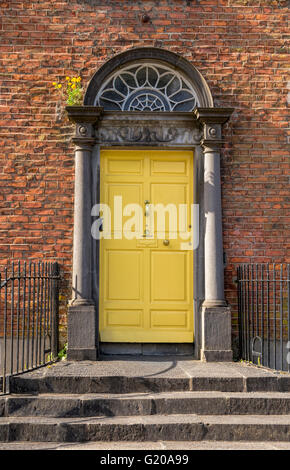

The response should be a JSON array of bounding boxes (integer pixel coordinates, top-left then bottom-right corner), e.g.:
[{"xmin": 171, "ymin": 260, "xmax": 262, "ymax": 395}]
[
  {"xmin": 90, "ymin": 111, "xmax": 205, "ymax": 358},
  {"xmin": 67, "ymin": 107, "xmax": 233, "ymax": 361},
  {"xmin": 66, "ymin": 48, "xmax": 234, "ymax": 362}
]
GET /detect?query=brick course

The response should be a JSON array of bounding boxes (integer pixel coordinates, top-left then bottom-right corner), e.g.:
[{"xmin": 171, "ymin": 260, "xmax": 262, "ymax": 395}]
[{"xmin": 0, "ymin": 0, "xmax": 289, "ymax": 344}]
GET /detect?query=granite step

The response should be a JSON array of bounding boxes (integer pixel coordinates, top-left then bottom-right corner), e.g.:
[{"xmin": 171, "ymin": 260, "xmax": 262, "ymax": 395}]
[
  {"xmin": 1, "ymin": 414, "xmax": 290, "ymax": 442},
  {"xmin": 2, "ymin": 391, "xmax": 290, "ymax": 418},
  {"xmin": 2, "ymin": 440, "xmax": 290, "ymax": 450},
  {"xmin": 9, "ymin": 371, "xmax": 290, "ymax": 394}
]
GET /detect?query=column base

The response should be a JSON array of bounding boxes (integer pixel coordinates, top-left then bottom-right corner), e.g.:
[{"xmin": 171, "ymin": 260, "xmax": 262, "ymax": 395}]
[
  {"xmin": 68, "ymin": 298, "xmax": 95, "ymax": 307},
  {"xmin": 67, "ymin": 348, "xmax": 98, "ymax": 361},
  {"xmin": 201, "ymin": 305, "xmax": 232, "ymax": 362},
  {"xmin": 67, "ymin": 304, "xmax": 99, "ymax": 361},
  {"xmin": 202, "ymin": 299, "xmax": 227, "ymax": 308},
  {"xmin": 201, "ymin": 349, "xmax": 233, "ymax": 362}
]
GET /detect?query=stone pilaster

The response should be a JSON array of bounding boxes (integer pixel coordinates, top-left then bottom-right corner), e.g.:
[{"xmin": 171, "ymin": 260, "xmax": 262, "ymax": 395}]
[
  {"xmin": 66, "ymin": 106, "xmax": 103, "ymax": 361},
  {"xmin": 195, "ymin": 107, "xmax": 234, "ymax": 361}
]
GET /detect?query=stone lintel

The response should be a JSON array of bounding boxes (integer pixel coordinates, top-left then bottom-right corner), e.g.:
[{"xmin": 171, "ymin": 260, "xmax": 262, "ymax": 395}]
[
  {"xmin": 101, "ymin": 110, "xmax": 198, "ymax": 124},
  {"xmin": 96, "ymin": 112, "xmax": 202, "ymax": 147}
]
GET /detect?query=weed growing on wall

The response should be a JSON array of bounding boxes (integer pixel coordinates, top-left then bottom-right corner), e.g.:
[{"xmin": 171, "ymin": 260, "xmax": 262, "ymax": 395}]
[
  {"xmin": 58, "ymin": 343, "xmax": 68, "ymax": 361},
  {"xmin": 52, "ymin": 76, "xmax": 83, "ymax": 106}
]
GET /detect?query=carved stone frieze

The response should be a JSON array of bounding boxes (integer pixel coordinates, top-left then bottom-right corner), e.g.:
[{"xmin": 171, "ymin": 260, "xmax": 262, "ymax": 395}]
[{"xmin": 97, "ymin": 125, "xmax": 202, "ymax": 146}]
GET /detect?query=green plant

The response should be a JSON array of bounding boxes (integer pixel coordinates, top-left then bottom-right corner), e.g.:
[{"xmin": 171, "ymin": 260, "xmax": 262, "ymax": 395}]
[
  {"xmin": 46, "ymin": 352, "xmax": 58, "ymax": 363},
  {"xmin": 52, "ymin": 76, "xmax": 83, "ymax": 106},
  {"xmin": 58, "ymin": 342, "xmax": 68, "ymax": 360}
]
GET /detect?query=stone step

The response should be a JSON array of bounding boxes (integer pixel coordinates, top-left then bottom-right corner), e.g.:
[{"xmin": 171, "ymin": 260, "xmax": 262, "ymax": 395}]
[
  {"xmin": 9, "ymin": 372, "xmax": 290, "ymax": 394},
  {"xmin": 9, "ymin": 375, "xmax": 190, "ymax": 394},
  {"xmin": 1, "ymin": 414, "xmax": 290, "ymax": 442},
  {"xmin": 8, "ymin": 359, "xmax": 290, "ymax": 395},
  {"xmin": 2, "ymin": 440, "xmax": 290, "ymax": 450},
  {"xmin": 2, "ymin": 391, "xmax": 290, "ymax": 418}
]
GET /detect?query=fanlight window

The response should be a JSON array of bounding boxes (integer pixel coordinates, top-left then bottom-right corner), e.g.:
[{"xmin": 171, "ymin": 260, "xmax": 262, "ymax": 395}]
[{"xmin": 95, "ymin": 63, "xmax": 199, "ymax": 112}]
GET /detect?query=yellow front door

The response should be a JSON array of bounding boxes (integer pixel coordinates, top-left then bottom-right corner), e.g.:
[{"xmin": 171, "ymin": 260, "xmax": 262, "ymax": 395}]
[{"xmin": 99, "ymin": 149, "xmax": 194, "ymax": 343}]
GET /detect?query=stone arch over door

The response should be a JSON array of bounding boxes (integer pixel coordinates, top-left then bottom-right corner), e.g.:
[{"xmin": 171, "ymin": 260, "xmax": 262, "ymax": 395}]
[
  {"xmin": 84, "ymin": 48, "xmax": 213, "ymax": 108},
  {"xmin": 66, "ymin": 47, "xmax": 234, "ymax": 362}
]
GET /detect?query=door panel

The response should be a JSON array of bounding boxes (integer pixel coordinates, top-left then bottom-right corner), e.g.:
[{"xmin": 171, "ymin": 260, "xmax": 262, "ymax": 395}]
[
  {"xmin": 151, "ymin": 251, "xmax": 187, "ymax": 302},
  {"xmin": 150, "ymin": 183, "xmax": 187, "ymax": 236},
  {"xmin": 150, "ymin": 311, "xmax": 188, "ymax": 328},
  {"xmin": 106, "ymin": 250, "xmax": 143, "ymax": 300},
  {"xmin": 106, "ymin": 183, "xmax": 143, "ymax": 238},
  {"xmin": 106, "ymin": 310, "xmax": 143, "ymax": 328},
  {"xmin": 107, "ymin": 158, "xmax": 143, "ymax": 175},
  {"xmin": 99, "ymin": 149, "xmax": 194, "ymax": 343}
]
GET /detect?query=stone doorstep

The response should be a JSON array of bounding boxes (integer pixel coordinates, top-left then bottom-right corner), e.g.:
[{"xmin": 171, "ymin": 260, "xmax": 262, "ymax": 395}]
[
  {"xmin": 9, "ymin": 373, "xmax": 290, "ymax": 394},
  {"xmin": 7, "ymin": 358, "xmax": 289, "ymax": 380},
  {"xmin": 1, "ymin": 414, "xmax": 290, "ymax": 442},
  {"xmin": 2, "ymin": 392, "xmax": 290, "ymax": 418}
]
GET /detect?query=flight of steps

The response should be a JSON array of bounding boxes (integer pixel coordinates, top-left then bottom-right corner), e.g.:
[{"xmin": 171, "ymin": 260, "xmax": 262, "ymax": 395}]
[{"xmin": 1, "ymin": 362, "xmax": 290, "ymax": 444}]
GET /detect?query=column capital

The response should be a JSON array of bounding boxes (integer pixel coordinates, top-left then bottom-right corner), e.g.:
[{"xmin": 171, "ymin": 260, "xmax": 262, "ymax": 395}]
[
  {"xmin": 72, "ymin": 136, "xmax": 96, "ymax": 150},
  {"xmin": 66, "ymin": 105, "xmax": 103, "ymax": 124},
  {"xmin": 201, "ymin": 139, "xmax": 224, "ymax": 153},
  {"xmin": 66, "ymin": 105, "xmax": 104, "ymax": 142},
  {"xmin": 194, "ymin": 107, "xmax": 234, "ymax": 152},
  {"xmin": 194, "ymin": 107, "xmax": 234, "ymax": 126}
]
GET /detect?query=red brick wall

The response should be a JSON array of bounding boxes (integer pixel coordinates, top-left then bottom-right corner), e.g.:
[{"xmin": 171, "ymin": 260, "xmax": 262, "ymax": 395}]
[{"xmin": 0, "ymin": 0, "xmax": 289, "ymax": 344}]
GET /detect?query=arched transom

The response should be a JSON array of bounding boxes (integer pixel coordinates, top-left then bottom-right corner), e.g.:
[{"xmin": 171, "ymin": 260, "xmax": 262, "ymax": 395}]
[{"xmin": 95, "ymin": 62, "xmax": 199, "ymax": 112}]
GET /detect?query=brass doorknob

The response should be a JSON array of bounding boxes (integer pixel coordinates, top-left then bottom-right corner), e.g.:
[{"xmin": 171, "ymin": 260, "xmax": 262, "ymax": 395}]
[{"xmin": 163, "ymin": 239, "xmax": 170, "ymax": 246}]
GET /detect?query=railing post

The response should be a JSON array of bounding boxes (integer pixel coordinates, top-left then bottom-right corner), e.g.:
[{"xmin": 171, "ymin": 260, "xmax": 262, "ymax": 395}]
[
  {"xmin": 51, "ymin": 262, "xmax": 59, "ymax": 359},
  {"xmin": 237, "ymin": 266, "xmax": 242, "ymax": 360}
]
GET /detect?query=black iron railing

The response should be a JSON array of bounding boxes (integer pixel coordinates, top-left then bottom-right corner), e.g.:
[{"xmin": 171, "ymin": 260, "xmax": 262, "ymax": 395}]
[
  {"xmin": 237, "ymin": 263, "xmax": 290, "ymax": 372},
  {"xmin": 0, "ymin": 261, "xmax": 60, "ymax": 394}
]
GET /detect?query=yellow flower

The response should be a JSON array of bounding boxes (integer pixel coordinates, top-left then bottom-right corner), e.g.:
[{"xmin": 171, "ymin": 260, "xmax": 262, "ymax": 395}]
[
  {"xmin": 58, "ymin": 84, "xmax": 62, "ymax": 89},
  {"xmin": 52, "ymin": 82, "xmax": 57, "ymax": 86},
  {"xmin": 71, "ymin": 84, "xmax": 76, "ymax": 89},
  {"xmin": 72, "ymin": 77, "xmax": 76, "ymax": 82},
  {"xmin": 68, "ymin": 82, "xmax": 72, "ymax": 86},
  {"xmin": 65, "ymin": 76, "xmax": 70, "ymax": 81},
  {"xmin": 77, "ymin": 77, "xmax": 81, "ymax": 82}
]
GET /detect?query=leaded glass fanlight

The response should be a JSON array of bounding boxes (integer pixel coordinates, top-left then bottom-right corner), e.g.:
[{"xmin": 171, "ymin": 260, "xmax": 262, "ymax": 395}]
[{"xmin": 95, "ymin": 62, "xmax": 199, "ymax": 111}]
